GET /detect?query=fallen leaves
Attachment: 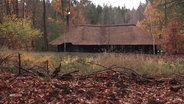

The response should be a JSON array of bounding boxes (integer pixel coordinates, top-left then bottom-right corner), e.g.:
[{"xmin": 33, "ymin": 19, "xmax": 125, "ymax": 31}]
[{"xmin": 0, "ymin": 70, "xmax": 184, "ymax": 103}]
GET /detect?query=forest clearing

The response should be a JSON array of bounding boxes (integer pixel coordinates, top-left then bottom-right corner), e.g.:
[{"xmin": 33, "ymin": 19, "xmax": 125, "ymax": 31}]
[
  {"xmin": 0, "ymin": 50, "xmax": 184, "ymax": 103},
  {"xmin": 0, "ymin": 0, "xmax": 184, "ymax": 103}
]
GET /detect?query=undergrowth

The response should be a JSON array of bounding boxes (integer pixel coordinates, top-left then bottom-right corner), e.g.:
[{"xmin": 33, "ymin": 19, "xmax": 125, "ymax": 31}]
[{"xmin": 0, "ymin": 49, "xmax": 184, "ymax": 77}]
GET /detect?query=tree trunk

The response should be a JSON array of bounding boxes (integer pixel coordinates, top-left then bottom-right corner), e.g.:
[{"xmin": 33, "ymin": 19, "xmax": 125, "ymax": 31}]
[
  {"xmin": 22, "ymin": 0, "xmax": 25, "ymax": 18},
  {"xmin": 0, "ymin": 1, "xmax": 3, "ymax": 23},
  {"xmin": 60, "ymin": 0, "xmax": 65, "ymax": 19},
  {"xmin": 43, "ymin": 0, "xmax": 48, "ymax": 51},
  {"xmin": 5, "ymin": 0, "xmax": 10, "ymax": 15},
  {"xmin": 66, "ymin": 0, "xmax": 71, "ymax": 32},
  {"xmin": 15, "ymin": 0, "xmax": 19, "ymax": 17},
  {"xmin": 164, "ymin": 0, "xmax": 167, "ymax": 25},
  {"xmin": 32, "ymin": 0, "xmax": 37, "ymax": 27}
]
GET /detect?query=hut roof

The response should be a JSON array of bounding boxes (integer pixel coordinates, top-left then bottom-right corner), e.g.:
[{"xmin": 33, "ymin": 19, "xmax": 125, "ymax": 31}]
[{"xmin": 50, "ymin": 24, "xmax": 158, "ymax": 45}]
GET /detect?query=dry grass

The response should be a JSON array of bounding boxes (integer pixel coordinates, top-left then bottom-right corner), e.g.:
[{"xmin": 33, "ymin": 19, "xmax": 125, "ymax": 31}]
[
  {"xmin": 94, "ymin": 53, "xmax": 184, "ymax": 76},
  {"xmin": 0, "ymin": 48, "xmax": 184, "ymax": 76}
]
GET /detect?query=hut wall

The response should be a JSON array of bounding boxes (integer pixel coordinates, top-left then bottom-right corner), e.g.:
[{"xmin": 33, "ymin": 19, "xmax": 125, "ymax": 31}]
[{"xmin": 58, "ymin": 44, "xmax": 157, "ymax": 54}]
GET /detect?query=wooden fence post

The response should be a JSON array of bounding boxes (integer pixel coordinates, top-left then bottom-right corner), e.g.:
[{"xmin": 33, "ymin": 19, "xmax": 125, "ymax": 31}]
[
  {"xmin": 18, "ymin": 53, "xmax": 22, "ymax": 75},
  {"xmin": 46, "ymin": 60, "xmax": 49, "ymax": 74}
]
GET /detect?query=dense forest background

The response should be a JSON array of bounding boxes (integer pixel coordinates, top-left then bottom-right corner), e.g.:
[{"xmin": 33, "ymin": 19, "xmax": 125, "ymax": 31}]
[{"xmin": 0, "ymin": 0, "xmax": 183, "ymax": 54}]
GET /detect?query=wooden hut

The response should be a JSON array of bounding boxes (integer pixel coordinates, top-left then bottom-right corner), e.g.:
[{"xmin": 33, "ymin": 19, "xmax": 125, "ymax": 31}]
[{"xmin": 50, "ymin": 24, "xmax": 159, "ymax": 53}]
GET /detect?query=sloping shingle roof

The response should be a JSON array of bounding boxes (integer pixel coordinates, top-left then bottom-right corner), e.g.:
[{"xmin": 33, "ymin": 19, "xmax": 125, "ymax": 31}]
[{"xmin": 50, "ymin": 24, "xmax": 157, "ymax": 45}]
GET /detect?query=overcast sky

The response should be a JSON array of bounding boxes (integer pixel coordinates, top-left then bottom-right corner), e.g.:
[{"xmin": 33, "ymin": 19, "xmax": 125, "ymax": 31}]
[
  {"xmin": 49, "ymin": 0, "xmax": 146, "ymax": 9},
  {"xmin": 90, "ymin": 0, "xmax": 146, "ymax": 9}
]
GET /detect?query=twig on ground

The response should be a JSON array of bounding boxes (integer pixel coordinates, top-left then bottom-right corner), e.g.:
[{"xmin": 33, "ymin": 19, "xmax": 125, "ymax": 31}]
[
  {"xmin": 170, "ymin": 85, "xmax": 184, "ymax": 92},
  {"xmin": 52, "ymin": 63, "xmax": 61, "ymax": 78},
  {"xmin": 0, "ymin": 54, "xmax": 14, "ymax": 65}
]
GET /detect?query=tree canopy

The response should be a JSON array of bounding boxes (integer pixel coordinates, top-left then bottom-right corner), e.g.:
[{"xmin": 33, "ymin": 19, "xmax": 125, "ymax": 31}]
[
  {"xmin": 0, "ymin": 0, "xmax": 183, "ymax": 54},
  {"xmin": 137, "ymin": 0, "xmax": 184, "ymax": 54}
]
